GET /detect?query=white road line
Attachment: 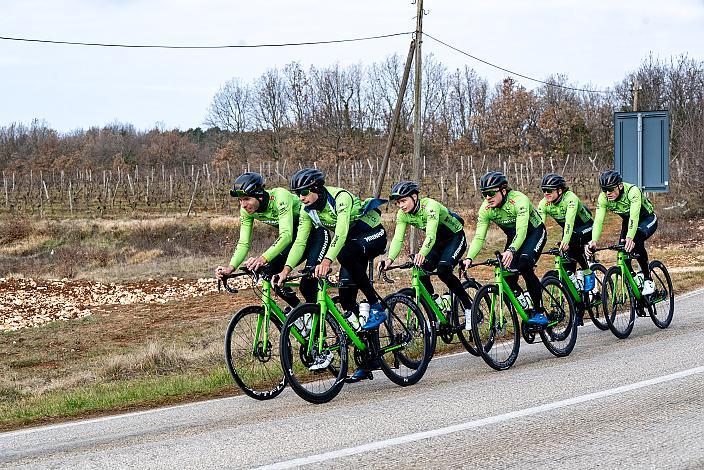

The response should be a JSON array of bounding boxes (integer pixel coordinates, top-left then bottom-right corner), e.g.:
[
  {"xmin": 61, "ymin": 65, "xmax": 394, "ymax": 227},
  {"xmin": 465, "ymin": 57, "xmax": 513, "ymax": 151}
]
[
  {"xmin": 256, "ymin": 366, "xmax": 704, "ymax": 470},
  {"xmin": 4, "ymin": 287, "xmax": 703, "ymax": 439}
]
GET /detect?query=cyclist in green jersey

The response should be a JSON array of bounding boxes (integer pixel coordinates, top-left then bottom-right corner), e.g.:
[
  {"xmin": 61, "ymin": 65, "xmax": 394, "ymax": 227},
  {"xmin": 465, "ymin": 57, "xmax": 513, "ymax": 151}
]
[
  {"xmin": 587, "ymin": 169, "xmax": 658, "ymax": 295},
  {"xmin": 462, "ymin": 171, "xmax": 549, "ymax": 326},
  {"xmin": 215, "ymin": 172, "xmax": 324, "ymax": 306},
  {"xmin": 381, "ymin": 180, "xmax": 473, "ymax": 314},
  {"xmin": 274, "ymin": 169, "xmax": 388, "ymax": 377},
  {"xmin": 538, "ymin": 173, "xmax": 594, "ymax": 287}
]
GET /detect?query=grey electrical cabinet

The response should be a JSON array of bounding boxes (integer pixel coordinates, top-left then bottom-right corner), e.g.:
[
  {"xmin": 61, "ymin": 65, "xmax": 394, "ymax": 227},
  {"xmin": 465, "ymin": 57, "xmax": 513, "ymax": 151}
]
[{"xmin": 614, "ymin": 110, "xmax": 670, "ymax": 192}]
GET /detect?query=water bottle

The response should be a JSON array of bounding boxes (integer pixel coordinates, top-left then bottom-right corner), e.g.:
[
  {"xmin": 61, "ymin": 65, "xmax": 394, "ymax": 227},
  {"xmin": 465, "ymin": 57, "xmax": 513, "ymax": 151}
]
[
  {"xmin": 568, "ymin": 272, "xmax": 578, "ymax": 289},
  {"xmin": 517, "ymin": 292, "xmax": 533, "ymax": 311},
  {"xmin": 576, "ymin": 270, "xmax": 585, "ymax": 291},
  {"xmin": 358, "ymin": 302, "xmax": 371, "ymax": 327},
  {"xmin": 345, "ymin": 309, "xmax": 361, "ymax": 331},
  {"xmin": 634, "ymin": 273, "xmax": 645, "ymax": 291},
  {"xmin": 441, "ymin": 293, "xmax": 452, "ymax": 313},
  {"xmin": 583, "ymin": 268, "xmax": 595, "ymax": 292}
]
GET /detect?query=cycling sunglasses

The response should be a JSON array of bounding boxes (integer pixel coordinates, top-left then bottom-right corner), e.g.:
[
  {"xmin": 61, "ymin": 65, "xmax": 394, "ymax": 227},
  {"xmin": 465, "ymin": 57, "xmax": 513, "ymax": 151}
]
[
  {"xmin": 295, "ymin": 188, "xmax": 312, "ymax": 196},
  {"xmin": 602, "ymin": 185, "xmax": 619, "ymax": 193},
  {"xmin": 230, "ymin": 189, "xmax": 249, "ymax": 198},
  {"xmin": 481, "ymin": 190, "xmax": 498, "ymax": 198},
  {"xmin": 542, "ymin": 188, "xmax": 556, "ymax": 194}
]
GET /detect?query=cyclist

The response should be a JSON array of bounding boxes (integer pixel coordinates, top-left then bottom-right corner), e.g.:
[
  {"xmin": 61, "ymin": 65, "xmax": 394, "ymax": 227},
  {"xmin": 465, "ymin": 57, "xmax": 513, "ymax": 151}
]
[
  {"xmin": 274, "ymin": 168, "xmax": 387, "ymax": 379},
  {"xmin": 538, "ymin": 173, "xmax": 594, "ymax": 288},
  {"xmin": 214, "ymin": 172, "xmax": 324, "ymax": 307},
  {"xmin": 381, "ymin": 180, "xmax": 473, "ymax": 321},
  {"xmin": 462, "ymin": 171, "xmax": 549, "ymax": 326},
  {"xmin": 587, "ymin": 169, "xmax": 657, "ymax": 295}
]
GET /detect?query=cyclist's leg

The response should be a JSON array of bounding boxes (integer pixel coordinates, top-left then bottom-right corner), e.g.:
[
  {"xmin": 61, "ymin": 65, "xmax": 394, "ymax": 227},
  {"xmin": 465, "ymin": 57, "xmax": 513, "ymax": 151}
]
[
  {"xmin": 300, "ymin": 227, "xmax": 330, "ymax": 303},
  {"xmin": 618, "ymin": 219, "xmax": 637, "ymax": 274},
  {"xmin": 633, "ymin": 214, "xmax": 658, "ymax": 278},
  {"xmin": 336, "ymin": 225, "xmax": 387, "ymax": 307},
  {"xmin": 265, "ymin": 248, "xmax": 300, "ymax": 307},
  {"xmin": 435, "ymin": 232, "xmax": 471, "ymax": 309},
  {"xmin": 567, "ymin": 224, "xmax": 592, "ymax": 271},
  {"xmin": 419, "ymin": 244, "xmax": 443, "ymax": 297},
  {"xmin": 512, "ymin": 225, "xmax": 548, "ymax": 311}
]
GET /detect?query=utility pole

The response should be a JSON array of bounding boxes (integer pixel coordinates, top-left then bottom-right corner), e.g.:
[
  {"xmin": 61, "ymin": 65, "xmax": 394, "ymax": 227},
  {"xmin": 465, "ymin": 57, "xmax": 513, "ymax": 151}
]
[
  {"xmin": 631, "ymin": 80, "xmax": 641, "ymax": 112},
  {"xmin": 410, "ymin": 0, "xmax": 424, "ymax": 252},
  {"xmin": 374, "ymin": 40, "xmax": 416, "ymax": 198}
]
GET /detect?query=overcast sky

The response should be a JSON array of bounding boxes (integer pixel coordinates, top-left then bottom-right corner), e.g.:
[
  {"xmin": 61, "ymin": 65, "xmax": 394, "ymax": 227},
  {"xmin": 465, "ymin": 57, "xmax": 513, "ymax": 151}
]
[{"xmin": 1, "ymin": 0, "xmax": 703, "ymax": 133}]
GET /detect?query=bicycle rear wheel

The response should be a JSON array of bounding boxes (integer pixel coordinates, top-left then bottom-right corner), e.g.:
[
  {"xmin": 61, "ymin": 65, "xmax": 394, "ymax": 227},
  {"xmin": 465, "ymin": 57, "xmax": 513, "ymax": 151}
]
[
  {"xmin": 648, "ymin": 260, "xmax": 674, "ymax": 329},
  {"xmin": 539, "ymin": 277, "xmax": 578, "ymax": 357},
  {"xmin": 224, "ymin": 306, "xmax": 286, "ymax": 400},
  {"xmin": 603, "ymin": 266, "xmax": 636, "ymax": 339},
  {"xmin": 280, "ymin": 304, "xmax": 347, "ymax": 404},
  {"xmin": 378, "ymin": 293, "xmax": 432, "ymax": 386},
  {"xmin": 454, "ymin": 278, "xmax": 482, "ymax": 356},
  {"xmin": 586, "ymin": 263, "xmax": 609, "ymax": 330},
  {"xmin": 471, "ymin": 284, "xmax": 519, "ymax": 371}
]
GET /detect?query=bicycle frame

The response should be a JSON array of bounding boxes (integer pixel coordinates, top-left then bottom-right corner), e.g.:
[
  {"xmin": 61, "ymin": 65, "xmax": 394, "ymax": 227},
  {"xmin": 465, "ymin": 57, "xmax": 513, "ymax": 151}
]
[
  {"xmin": 409, "ymin": 266, "xmax": 450, "ymax": 325},
  {"xmin": 614, "ymin": 250, "xmax": 643, "ymax": 300}
]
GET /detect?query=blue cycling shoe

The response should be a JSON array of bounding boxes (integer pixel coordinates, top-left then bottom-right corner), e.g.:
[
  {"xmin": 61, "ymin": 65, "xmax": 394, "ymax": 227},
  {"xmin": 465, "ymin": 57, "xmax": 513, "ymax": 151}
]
[
  {"xmin": 346, "ymin": 368, "xmax": 374, "ymax": 383},
  {"xmin": 526, "ymin": 311, "xmax": 549, "ymax": 327},
  {"xmin": 361, "ymin": 303, "xmax": 387, "ymax": 330}
]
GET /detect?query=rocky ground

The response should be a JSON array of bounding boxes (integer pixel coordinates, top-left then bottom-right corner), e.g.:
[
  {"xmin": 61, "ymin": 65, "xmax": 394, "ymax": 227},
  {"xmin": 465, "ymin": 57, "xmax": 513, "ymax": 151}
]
[{"xmin": 0, "ymin": 276, "xmax": 253, "ymax": 332}]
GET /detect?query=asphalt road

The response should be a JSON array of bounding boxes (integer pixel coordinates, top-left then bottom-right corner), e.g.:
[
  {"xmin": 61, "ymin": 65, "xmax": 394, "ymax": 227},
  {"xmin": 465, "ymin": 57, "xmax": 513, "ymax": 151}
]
[{"xmin": 2, "ymin": 288, "xmax": 703, "ymax": 469}]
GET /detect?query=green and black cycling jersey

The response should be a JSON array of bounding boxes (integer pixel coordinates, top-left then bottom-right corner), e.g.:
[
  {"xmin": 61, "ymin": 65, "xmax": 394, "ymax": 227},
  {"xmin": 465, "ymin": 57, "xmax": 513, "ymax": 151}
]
[
  {"xmin": 229, "ymin": 187, "xmax": 301, "ymax": 269},
  {"xmin": 538, "ymin": 190, "xmax": 593, "ymax": 245},
  {"xmin": 388, "ymin": 197, "xmax": 463, "ymax": 260},
  {"xmin": 592, "ymin": 182, "xmax": 655, "ymax": 242},
  {"xmin": 285, "ymin": 186, "xmax": 383, "ymax": 267},
  {"xmin": 467, "ymin": 190, "xmax": 543, "ymax": 260}
]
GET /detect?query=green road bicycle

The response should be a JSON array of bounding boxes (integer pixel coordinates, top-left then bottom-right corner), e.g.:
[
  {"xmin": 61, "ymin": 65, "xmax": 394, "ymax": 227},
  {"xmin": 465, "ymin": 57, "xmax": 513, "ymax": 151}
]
[
  {"xmin": 379, "ymin": 261, "xmax": 481, "ymax": 357},
  {"xmin": 221, "ymin": 269, "xmax": 307, "ymax": 400},
  {"xmin": 279, "ymin": 271, "xmax": 433, "ymax": 404},
  {"xmin": 596, "ymin": 244, "xmax": 674, "ymax": 339},
  {"xmin": 541, "ymin": 247, "xmax": 609, "ymax": 331},
  {"xmin": 469, "ymin": 251, "xmax": 578, "ymax": 371}
]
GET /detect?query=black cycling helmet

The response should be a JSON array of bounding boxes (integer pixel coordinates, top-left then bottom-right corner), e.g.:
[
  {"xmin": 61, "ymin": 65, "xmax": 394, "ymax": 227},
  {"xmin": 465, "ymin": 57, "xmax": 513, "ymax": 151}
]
[
  {"xmin": 479, "ymin": 171, "xmax": 508, "ymax": 191},
  {"xmin": 290, "ymin": 168, "xmax": 325, "ymax": 192},
  {"xmin": 389, "ymin": 181, "xmax": 420, "ymax": 200},
  {"xmin": 599, "ymin": 169, "xmax": 622, "ymax": 190},
  {"xmin": 230, "ymin": 172, "xmax": 265, "ymax": 198},
  {"xmin": 541, "ymin": 173, "xmax": 566, "ymax": 190}
]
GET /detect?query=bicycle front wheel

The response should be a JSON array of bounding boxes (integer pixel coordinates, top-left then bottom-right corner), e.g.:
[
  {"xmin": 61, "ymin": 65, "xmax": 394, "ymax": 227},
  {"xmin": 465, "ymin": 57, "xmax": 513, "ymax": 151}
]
[
  {"xmin": 539, "ymin": 277, "xmax": 578, "ymax": 357},
  {"xmin": 648, "ymin": 260, "xmax": 674, "ymax": 329},
  {"xmin": 471, "ymin": 284, "xmax": 519, "ymax": 371},
  {"xmin": 224, "ymin": 306, "xmax": 286, "ymax": 400},
  {"xmin": 280, "ymin": 303, "xmax": 347, "ymax": 404},
  {"xmin": 586, "ymin": 263, "xmax": 609, "ymax": 330},
  {"xmin": 454, "ymin": 278, "xmax": 482, "ymax": 356},
  {"xmin": 603, "ymin": 266, "xmax": 636, "ymax": 339},
  {"xmin": 378, "ymin": 293, "xmax": 433, "ymax": 386}
]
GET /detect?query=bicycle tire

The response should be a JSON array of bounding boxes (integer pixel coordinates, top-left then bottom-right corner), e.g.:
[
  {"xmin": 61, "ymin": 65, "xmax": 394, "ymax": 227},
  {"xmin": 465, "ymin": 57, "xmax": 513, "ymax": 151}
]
[
  {"xmin": 279, "ymin": 303, "xmax": 347, "ymax": 404},
  {"xmin": 539, "ymin": 277, "xmax": 578, "ymax": 357},
  {"xmin": 603, "ymin": 266, "xmax": 636, "ymax": 339},
  {"xmin": 224, "ymin": 305, "xmax": 286, "ymax": 400},
  {"xmin": 454, "ymin": 279, "xmax": 482, "ymax": 356},
  {"xmin": 648, "ymin": 260, "xmax": 674, "ymax": 329},
  {"xmin": 398, "ymin": 287, "xmax": 438, "ymax": 357},
  {"xmin": 585, "ymin": 263, "xmax": 609, "ymax": 330},
  {"xmin": 471, "ymin": 284, "xmax": 520, "ymax": 371},
  {"xmin": 378, "ymin": 293, "xmax": 433, "ymax": 386}
]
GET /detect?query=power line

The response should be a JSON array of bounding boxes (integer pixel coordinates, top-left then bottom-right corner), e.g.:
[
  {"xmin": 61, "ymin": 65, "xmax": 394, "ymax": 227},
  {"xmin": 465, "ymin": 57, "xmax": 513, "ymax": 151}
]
[
  {"xmin": 0, "ymin": 31, "xmax": 412, "ymax": 49},
  {"xmin": 424, "ymin": 32, "xmax": 612, "ymax": 94}
]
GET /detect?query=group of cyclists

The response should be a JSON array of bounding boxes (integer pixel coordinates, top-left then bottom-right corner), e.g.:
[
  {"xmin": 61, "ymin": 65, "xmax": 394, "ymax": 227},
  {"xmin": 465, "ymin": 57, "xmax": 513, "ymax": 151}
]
[{"xmin": 215, "ymin": 165, "xmax": 658, "ymax": 378}]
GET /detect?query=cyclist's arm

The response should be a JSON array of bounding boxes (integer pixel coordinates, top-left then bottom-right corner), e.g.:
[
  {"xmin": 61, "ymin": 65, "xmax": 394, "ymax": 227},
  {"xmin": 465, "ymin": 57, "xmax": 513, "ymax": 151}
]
[
  {"xmin": 591, "ymin": 192, "xmax": 607, "ymax": 242},
  {"xmin": 467, "ymin": 206, "xmax": 489, "ymax": 260},
  {"xmin": 537, "ymin": 198, "xmax": 547, "ymax": 224},
  {"xmin": 323, "ymin": 191, "xmax": 354, "ymax": 262},
  {"xmin": 508, "ymin": 196, "xmax": 530, "ymax": 251},
  {"xmin": 387, "ymin": 211, "xmax": 408, "ymax": 261},
  {"xmin": 419, "ymin": 199, "xmax": 441, "ymax": 257},
  {"xmin": 284, "ymin": 209, "xmax": 312, "ymax": 268},
  {"xmin": 626, "ymin": 186, "xmax": 642, "ymax": 239},
  {"xmin": 561, "ymin": 192, "xmax": 579, "ymax": 245},
  {"xmin": 229, "ymin": 210, "xmax": 254, "ymax": 269},
  {"xmin": 261, "ymin": 194, "xmax": 294, "ymax": 262}
]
